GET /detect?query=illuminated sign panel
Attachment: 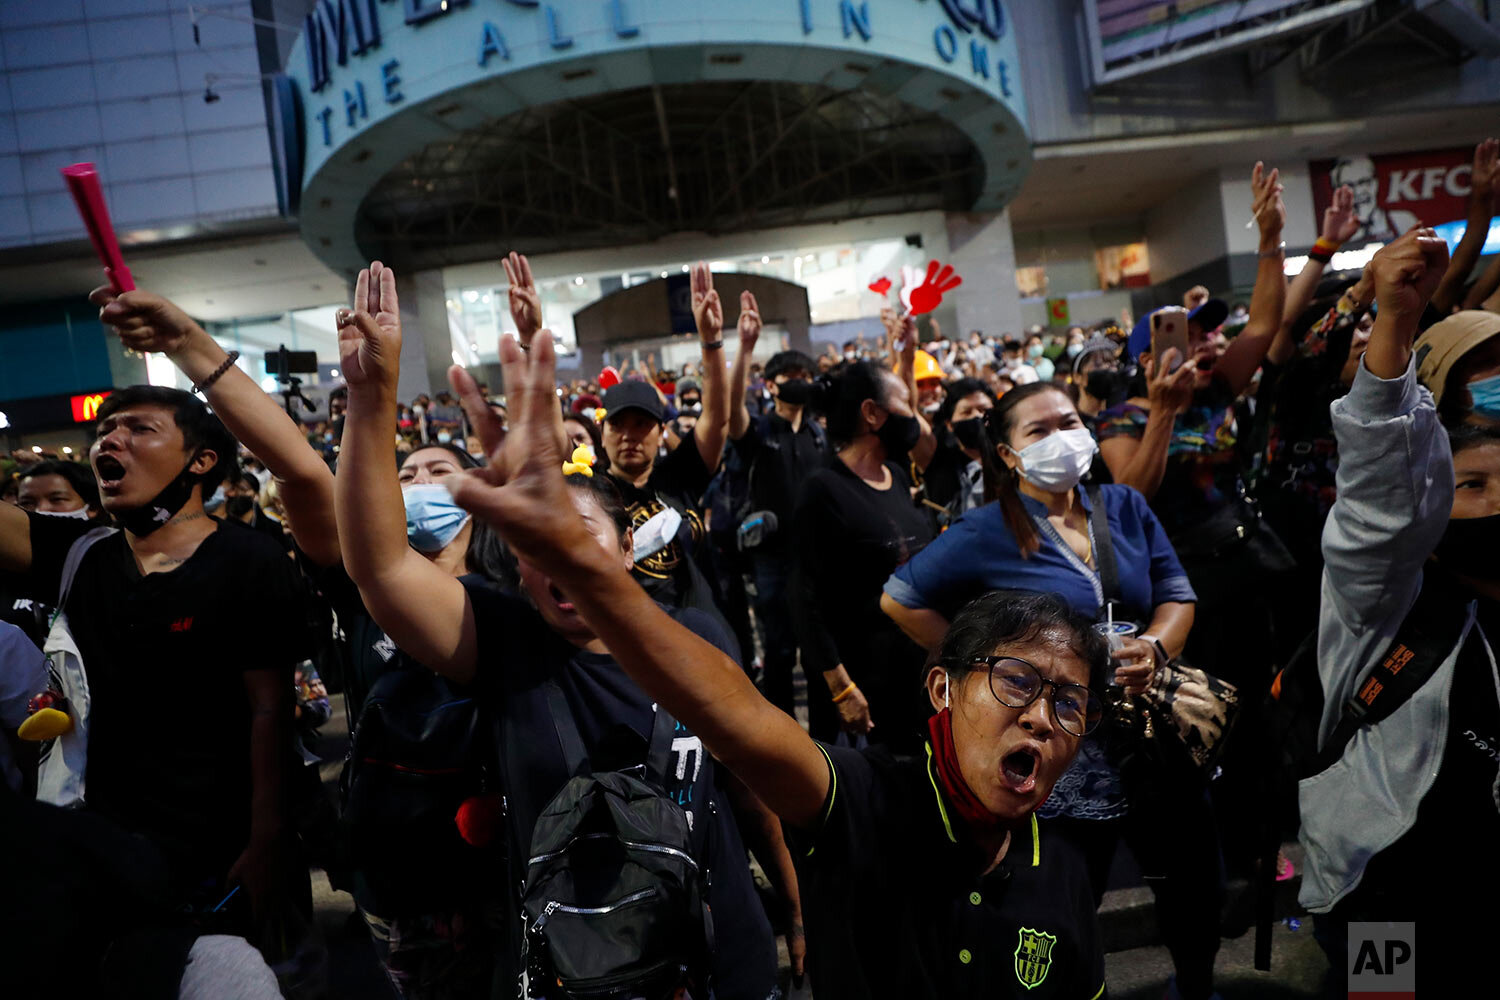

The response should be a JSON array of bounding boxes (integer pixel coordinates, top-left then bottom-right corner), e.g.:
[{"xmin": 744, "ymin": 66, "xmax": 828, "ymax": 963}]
[
  {"xmin": 0, "ymin": 389, "xmax": 114, "ymax": 433},
  {"xmin": 70, "ymin": 392, "xmax": 111, "ymax": 423}
]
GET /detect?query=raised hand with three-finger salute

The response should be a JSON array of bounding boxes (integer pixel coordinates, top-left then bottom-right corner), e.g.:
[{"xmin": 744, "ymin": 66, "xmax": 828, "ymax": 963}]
[
  {"xmin": 691, "ymin": 261, "xmax": 724, "ymax": 346},
  {"xmin": 1250, "ymin": 159, "xmax": 1287, "ymax": 251},
  {"xmin": 502, "ymin": 250, "xmax": 542, "ymax": 348},
  {"xmin": 338, "ymin": 261, "xmax": 402, "ymax": 391},
  {"xmin": 443, "ymin": 331, "xmax": 586, "ymax": 572},
  {"xmin": 1322, "ymin": 183, "xmax": 1362, "ymax": 248},
  {"xmin": 738, "ymin": 289, "xmax": 761, "ymax": 353}
]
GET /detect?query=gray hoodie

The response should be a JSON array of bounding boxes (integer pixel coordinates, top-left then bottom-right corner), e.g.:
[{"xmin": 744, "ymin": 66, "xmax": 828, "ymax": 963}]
[{"xmin": 1298, "ymin": 356, "xmax": 1495, "ymax": 912}]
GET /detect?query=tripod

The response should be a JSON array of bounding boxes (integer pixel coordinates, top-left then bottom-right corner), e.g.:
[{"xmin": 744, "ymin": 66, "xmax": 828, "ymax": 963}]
[{"xmin": 276, "ymin": 373, "xmax": 316, "ymax": 419}]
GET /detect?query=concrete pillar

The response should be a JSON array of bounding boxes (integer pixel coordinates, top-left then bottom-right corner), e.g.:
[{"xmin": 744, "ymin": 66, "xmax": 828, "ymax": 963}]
[
  {"xmin": 395, "ymin": 269, "xmax": 453, "ymax": 403},
  {"xmin": 944, "ymin": 210, "xmax": 1024, "ymax": 341}
]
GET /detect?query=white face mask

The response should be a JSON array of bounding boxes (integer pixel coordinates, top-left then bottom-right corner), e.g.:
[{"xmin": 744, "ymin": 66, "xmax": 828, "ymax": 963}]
[
  {"xmin": 1010, "ymin": 427, "xmax": 1098, "ymax": 494},
  {"xmin": 36, "ymin": 507, "xmax": 92, "ymax": 520}
]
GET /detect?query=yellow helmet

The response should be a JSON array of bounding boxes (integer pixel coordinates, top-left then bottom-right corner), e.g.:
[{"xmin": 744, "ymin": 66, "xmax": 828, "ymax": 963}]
[{"xmin": 912, "ymin": 349, "xmax": 944, "ymax": 383}]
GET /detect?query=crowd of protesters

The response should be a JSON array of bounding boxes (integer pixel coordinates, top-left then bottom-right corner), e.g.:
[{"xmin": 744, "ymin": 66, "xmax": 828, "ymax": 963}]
[{"xmin": 2, "ymin": 144, "xmax": 1499, "ymax": 1000}]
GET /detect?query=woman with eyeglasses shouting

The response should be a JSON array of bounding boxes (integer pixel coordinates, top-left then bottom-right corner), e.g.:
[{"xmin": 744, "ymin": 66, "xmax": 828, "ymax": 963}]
[
  {"xmin": 436, "ymin": 328, "xmax": 1111, "ymax": 999},
  {"xmin": 880, "ymin": 380, "xmax": 1222, "ymax": 1000}
]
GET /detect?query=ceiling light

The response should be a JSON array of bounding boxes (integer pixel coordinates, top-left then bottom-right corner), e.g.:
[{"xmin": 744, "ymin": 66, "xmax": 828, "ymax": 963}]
[
  {"xmin": 62, "ymin": 447, "xmax": 73, "ymax": 455},
  {"xmin": 762, "ymin": 256, "xmax": 770, "ymax": 264},
  {"xmin": 329, "ymin": 368, "xmax": 340, "ymax": 378},
  {"xmin": 574, "ymin": 276, "xmax": 584, "ymax": 285},
  {"xmin": 31, "ymin": 446, "xmax": 42, "ymax": 453},
  {"xmin": 463, "ymin": 290, "xmax": 479, "ymax": 303}
]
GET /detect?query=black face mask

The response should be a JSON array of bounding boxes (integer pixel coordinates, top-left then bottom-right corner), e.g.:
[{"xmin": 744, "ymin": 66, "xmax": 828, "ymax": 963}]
[
  {"xmin": 1085, "ymin": 368, "xmax": 1128, "ymax": 406},
  {"xmin": 225, "ymin": 495, "xmax": 256, "ymax": 519},
  {"xmin": 951, "ymin": 417, "xmax": 985, "ymax": 451},
  {"xmin": 776, "ymin": 378, "xmax": 812, "ymax": 406},
  {"xmin": 1433, "ymin": 513, "xmax": 1500, "ymax": 581},
  {"xmin": 876, "ymin": 411, "xmax": 921, "ymax": 455},
  {"xmin": 118, "ymin": 456, "xmax": 204, "ymax": 537}
]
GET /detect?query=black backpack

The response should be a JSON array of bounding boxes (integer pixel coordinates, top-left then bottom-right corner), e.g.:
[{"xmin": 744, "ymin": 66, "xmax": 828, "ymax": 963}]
[
  {"xmin": 340, "ymin": 667, "xmax": 500, "ymax": 917},
  {"xmin": 520, "ymin": 684, "xmax": 713, "ymax": 1000}
]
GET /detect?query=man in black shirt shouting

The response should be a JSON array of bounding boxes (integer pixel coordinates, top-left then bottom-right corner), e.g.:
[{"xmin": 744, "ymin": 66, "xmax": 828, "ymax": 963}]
[{"xmin": 0, "ymin": 300, "xmax": 309, "ymax": 984}]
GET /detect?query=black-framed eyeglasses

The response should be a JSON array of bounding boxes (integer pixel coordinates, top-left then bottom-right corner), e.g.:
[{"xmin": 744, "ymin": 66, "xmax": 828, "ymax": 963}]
[{"xmin": 945, "ymin": 656, "xmax": 1103, "ymax": 737}]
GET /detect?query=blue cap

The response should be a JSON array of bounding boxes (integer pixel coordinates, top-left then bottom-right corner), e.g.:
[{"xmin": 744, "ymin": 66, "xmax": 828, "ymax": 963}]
[{"xmin": 1126, "ymin": 298, "xmax": 1230, "ymax": 359}]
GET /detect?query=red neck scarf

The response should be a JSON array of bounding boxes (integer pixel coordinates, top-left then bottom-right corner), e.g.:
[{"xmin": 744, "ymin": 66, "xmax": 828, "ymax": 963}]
[{"xmin": 927, "ymin": 708, "xmax": 1008, "ymax": 840}]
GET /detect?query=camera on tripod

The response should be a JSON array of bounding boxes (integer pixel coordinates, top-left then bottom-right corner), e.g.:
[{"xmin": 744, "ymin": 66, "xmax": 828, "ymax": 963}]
[{"xmin": 264, "ymin": 345, "xmax": 320, "ymax": 417}]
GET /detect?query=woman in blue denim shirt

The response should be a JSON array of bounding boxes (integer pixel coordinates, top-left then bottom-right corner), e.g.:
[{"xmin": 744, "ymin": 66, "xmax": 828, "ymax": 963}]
[{"xmin": 882, "ymin": 382, "xmax": 1225, "ymax": 1000}]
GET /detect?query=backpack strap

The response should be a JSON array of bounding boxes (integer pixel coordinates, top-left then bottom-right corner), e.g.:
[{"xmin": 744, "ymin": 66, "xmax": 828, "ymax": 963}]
[
  {"xmin": 545, "ymin": 680, "xmax": 589, "ymax": 779},
  {"xmin": 1313, "ymin": 572, "xmax": 1475, "ymax": 774},
  {"xmin": 546, "ymin": 679, "xmax": 682, "ymax": 791},
  {"xmin": 1084, "ymin": 483, "xmax": 1121, "ymax": 614},
  {"xmin": 55, "ymin": 527, "xmax": 117, "ymax": 617}
]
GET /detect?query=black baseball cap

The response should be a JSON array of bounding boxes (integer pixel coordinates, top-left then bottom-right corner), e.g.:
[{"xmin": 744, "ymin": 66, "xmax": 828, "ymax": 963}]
[{"xmin": 602, "ymin": 381, "xmax": 665, "ymax": 422}]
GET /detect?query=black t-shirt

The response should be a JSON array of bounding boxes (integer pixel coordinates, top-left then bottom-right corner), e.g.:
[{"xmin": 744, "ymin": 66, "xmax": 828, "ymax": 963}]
[
  {"xmin": 922, "ymin": 435, "xmax": 968, "ymax": 511},
  {"xmin": 791, "ymin": 459, "xmax": 933, "ymax": 740},
  {"xmin": 0, "ymin": 578, "xmax": 49, "ymax": 650},
  {"xmin": 1364, "ymin": 597, "xmax": 1500, "ymax": 895},
  {"xmin": 22, "ymin": 514, "xmax": 311, "ymax": 882},
  {"xmin": 248, "ymin": 505, "xmax": 293, "ymax": 552},
  {"xmin": 611, "ymin": 431, "xmax": 735, "ymax": 638},
  {"xmin": 732, "ymin": 411, "xmax": 828, "ymax": 553},
  {"xmin": 463, "ymin": 579, "xmax": 779, "ymax": 999},
  {"xmin": 1251, "ymin": 304, "xmax": 1360, "ymax": 567},
  {"xmin": 793, "ymin": 744, "xmax": 1106, "ymax": 999},
  {"xmin": 312, "ymin": 562, "xmax": 493, "ymax": 722}
]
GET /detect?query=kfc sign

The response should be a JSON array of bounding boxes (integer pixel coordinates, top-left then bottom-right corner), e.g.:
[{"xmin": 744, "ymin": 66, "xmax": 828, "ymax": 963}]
[
  {"xmin": 1312, "ymin": 148, "xmax": 1477, "ymax": 244},
  {"xmin": 70, "ymin": 392, "xmax": 110, "ymax": 423}
]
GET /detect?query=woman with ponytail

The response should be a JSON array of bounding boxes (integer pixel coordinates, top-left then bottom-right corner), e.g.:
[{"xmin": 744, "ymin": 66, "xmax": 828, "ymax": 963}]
[
  {"xmin": 881, "ymin": 383, "xmax": 1226, "ymax": 1000},
  {"xmin": 790, "ymin": 360, "xmax": 934, "ymax": 747}
]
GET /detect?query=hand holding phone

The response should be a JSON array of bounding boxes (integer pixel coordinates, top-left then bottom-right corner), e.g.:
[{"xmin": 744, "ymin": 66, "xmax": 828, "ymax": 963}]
[{"xmin": 1150, "ymin": 307, "xmax": 1191, "ymax": 372}]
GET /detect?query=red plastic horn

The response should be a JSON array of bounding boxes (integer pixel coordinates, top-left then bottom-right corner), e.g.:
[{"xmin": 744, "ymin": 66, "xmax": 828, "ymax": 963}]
[
  {"xmin": 599, "ymin": 366, "xmax": 621, "ymax": 389},
  {"xmin": 60, "ymin": 163, "xmax": 134, "ymax": 294}
]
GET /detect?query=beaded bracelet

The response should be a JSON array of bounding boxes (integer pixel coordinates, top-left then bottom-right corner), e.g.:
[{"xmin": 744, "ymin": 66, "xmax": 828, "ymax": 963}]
[{"xmin": 192, "ymin": 350, "xmax": 239, "ymax": 394}]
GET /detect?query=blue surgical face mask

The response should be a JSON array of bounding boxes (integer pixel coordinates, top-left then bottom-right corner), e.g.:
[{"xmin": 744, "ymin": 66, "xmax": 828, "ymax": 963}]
[
  {"xmin": 402, "ymin": 483, "xmax": 471, "ymax": 553},
  {"xmin": 1468, "ymin": 373, "xmax": 1500, "ymax": 421}
]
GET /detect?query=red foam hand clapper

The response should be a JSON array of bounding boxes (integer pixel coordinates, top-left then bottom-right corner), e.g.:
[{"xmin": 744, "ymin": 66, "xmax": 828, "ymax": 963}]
[
  {"xmin": 868, "ymin": 277, "xmax": 892, "ymax": 295},
  {"xmin": 599, "ymin": 366, "xmax": 621, "ymax": 390},
  {"xmin": 906, "ymin": 259, "xmax": 962, "ymax": 316},
  {"xmin": 61, "ymin": 163, "xmax": 134, "ymax": 294}
]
